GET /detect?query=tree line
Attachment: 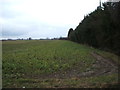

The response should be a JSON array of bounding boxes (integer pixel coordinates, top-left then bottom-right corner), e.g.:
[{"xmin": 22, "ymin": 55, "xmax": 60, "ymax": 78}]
[{"xmin": 68, "ymin": 2, "xmax": 120, "ymax": 55}]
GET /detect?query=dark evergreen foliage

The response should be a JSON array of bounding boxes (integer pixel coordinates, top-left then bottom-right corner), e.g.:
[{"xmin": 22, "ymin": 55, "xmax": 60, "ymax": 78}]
[
  {"xmin": 68, "ymin": 2, "xmax": 120, "ymax": 55},
  {"xmin": 68, "ymin": 28, "xmax": 73, "ymax": 39}
]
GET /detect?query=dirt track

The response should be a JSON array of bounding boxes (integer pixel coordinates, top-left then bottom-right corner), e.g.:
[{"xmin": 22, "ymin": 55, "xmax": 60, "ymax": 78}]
[
  {"xmin": 53, "ymin": 52, "xmax": 118, "ymax": 78},
  {"xmin": 31, "ymin": 52, "xmax": 118, "ymax": 79},
  {"xmin": 89, "ymin": 52, "xmax": 118, "ymax": 76}
]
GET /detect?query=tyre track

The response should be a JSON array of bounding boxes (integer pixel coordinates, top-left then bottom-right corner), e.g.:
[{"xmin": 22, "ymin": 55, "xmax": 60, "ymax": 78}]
[{"xmin": 26, "ymin": 52, "xmax": 118, "ymax": 79}]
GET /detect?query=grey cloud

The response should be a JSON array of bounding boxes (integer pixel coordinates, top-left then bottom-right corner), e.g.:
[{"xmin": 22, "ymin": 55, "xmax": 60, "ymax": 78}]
[
  {"xmin": 2, "ymin": 9, "xmax": 22, "ymax": 19},
  {"xmin": 2, "ymin": 30, "xmax": 27, "ymax": 37},
  {"xmin": 2, "ymin": 28, "xmax": 28, "ymax": 37},
  {"xmin": 26, "ymin": 25, "xmax": 69, "ymax": 39},
  {"xmin": 2, "ymin": 23, "xmax": 29, "ymax": 37},
  {"xmin": 2, "ymin": 21, "xmax": 69, "ymax": 39},
  {"xmin": 1, "ymin": 0, "xmax": 22, "ymax": 19},
  {"xmin": 0, "ymin": 0, "xmax": 72, "ymax": 39}
]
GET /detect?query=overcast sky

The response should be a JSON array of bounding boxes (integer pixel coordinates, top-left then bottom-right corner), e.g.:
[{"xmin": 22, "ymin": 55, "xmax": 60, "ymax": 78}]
[{"xmin": 0, "ymin": 0, "xmax": 107, "ymax": 39}]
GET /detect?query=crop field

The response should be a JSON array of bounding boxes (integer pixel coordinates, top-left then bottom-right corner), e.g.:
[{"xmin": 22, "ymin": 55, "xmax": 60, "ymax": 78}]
[{"xmin": 2, "ymin": 40, "xmax": 119, "ymax": 88}]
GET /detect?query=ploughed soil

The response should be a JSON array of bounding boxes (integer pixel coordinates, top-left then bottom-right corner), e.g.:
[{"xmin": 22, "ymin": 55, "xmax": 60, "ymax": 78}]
[{"xmin": 27, "ymin": 52, "xmax": 118, "ymax": 79}]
